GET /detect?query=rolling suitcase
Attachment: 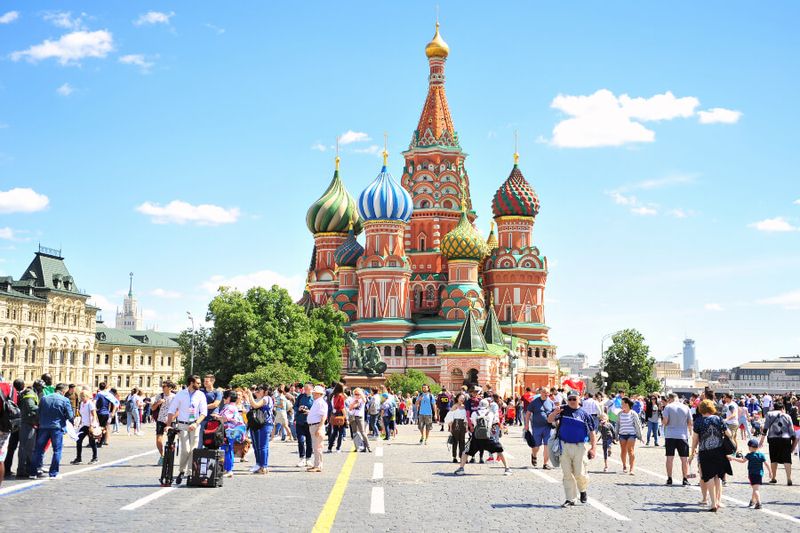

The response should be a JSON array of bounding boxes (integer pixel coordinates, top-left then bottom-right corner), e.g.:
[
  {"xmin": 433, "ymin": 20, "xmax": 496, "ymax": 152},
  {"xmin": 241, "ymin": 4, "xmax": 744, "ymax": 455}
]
[
  {"xmin": 188, "ymin": 448, "xmax": 224, "ymax": 488},
  {"xmin": 159, "ymin": 427, "xmax": 178, "ymax": 486}
]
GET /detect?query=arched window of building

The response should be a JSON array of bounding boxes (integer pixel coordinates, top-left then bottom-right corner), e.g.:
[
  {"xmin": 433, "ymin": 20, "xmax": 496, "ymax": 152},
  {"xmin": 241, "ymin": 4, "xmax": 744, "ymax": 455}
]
[
  {"xmin": 443, "ymin": 200, "xmax": 453, "ymax": 209},
  {"xmin": 420, "ymin": 200, "xmax": 431, "ymax": 209},
  {"xmin": 425, "ymin": 286, "xmax": 435, "ymax": 302},
  {"xmin": 527, "ymin": 347, "xmax": 532, "ymax": 358},
  {"xmin": 414, "ymin": 344, "xmax": 424, "ymax": 356},
  {"xmin": 419, "ymin": 235, "xmax": 426, "ymax": 251},
  {"xmin": 414, "ymin": 286, "xmax": 423, "ymax": 308},
  {"xmin": 543, "ymin": 349, "xmax": 548, "ymax": 358},
  {"xmin": 384, "ymin": 346, "xmax": 392, "ymax": 359},
  {"xmin": 1, "ymin": 338, "xmax": 7, "ymax": 362},
  {"xmin": 23, "ymin": 340, "xmax": 29, "ymax": 363},
  {"xmin": 535, "ymin": 348, "xmax": 540, "ymax": 358},
  {"xmin": 9, "ymin": 339, "xmax": 15, "ymax": 362},
  {"xmin": 394, "ymin": 346, "xmax": 403, "ymax": 358},
  {"xmin": 427, "ymin": 344, "xmax": 437, "ymax": 356},
  {"xmin": 467, "ymin": 368, "xmax": 479, "ymax": 384},
  {"xmin": 31, "ymin": 340, "xmax": 37, "ymax": 363}
]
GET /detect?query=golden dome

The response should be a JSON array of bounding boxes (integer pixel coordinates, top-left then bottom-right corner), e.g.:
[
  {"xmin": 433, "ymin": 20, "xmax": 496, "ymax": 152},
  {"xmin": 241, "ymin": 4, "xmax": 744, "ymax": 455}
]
[{"xmin": 425, "ymin": 22, "xmax": 449, "ymax": 58}]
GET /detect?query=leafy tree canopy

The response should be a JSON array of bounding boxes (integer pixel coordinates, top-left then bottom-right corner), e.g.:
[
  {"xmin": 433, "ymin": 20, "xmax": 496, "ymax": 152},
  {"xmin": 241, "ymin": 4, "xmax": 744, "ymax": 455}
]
[
  {"xmin": 229, "ymin": 362, "xmax": 311, "ymax": 389},
  {"xmin": 593, "ymin": 329, "xmax": 660, "ymax": 394},
  {"xmin": 386, "ymin": 369, "xmax": 441, "ymax": 396},
  {"xmin": 306, "ymin": 304, "xmax": 345, "ymax": 385}
]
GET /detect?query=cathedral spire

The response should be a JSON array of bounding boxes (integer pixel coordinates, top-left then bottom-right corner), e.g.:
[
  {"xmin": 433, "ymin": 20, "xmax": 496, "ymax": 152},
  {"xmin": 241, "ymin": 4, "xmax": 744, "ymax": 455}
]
[
  {"xmin": 414, "ymin": 22, "xmax": 457, "ymax": 148},
  {"xmin": 128, "ymin": 272, "xmax": 134, "ymax": 297}
]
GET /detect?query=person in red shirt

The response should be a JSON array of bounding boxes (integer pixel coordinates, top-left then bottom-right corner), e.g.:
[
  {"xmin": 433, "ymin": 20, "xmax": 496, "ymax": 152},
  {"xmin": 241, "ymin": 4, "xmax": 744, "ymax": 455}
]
[
  {"xmin": 522, "ymin": 387, "xmax": 535, "ymax": 410},
  {"xmin": 327, "ymin": 384, "xmax": 347, "ymax": 453}
]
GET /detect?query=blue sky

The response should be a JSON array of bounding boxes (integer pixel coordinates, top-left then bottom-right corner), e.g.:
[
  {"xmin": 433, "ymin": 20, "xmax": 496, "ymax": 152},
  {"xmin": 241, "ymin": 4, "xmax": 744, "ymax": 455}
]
[{"xmin": 1, "ymin": 2, "xmax": 798, "ymax": 370}]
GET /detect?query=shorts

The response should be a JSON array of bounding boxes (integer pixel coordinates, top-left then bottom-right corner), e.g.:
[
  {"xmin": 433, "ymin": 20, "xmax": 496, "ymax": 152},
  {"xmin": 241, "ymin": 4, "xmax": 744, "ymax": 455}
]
[
  {"xmin": 749, "ymin": 475, "xmax": 763, "ymax": 486},
  {"xmin": 418, "ymin": 415, "xmax": 433, "ymax": 431},
  {"xmin": 98, "ymin": 413, "xmax": 110, "ymax": 427},
  {"xmin": 768, "ymin": 438, "xmax": 793, "ymax": 464},
  {"xmin": 156, "ymin": 421, "xmax": 167, "ymax": 436},
  {"xmin": 665, "ymin": 438, "xmax": 689, "ymax": 457},
  {"xmin": 0, "ymin": 431, "xmax": 9, "ymax": 462},
  {"xmin": 531, "ymin": 426, "xmax": 551, "ymax": 447},
  {"xmin": 466, "ymin": 436, "xmax": 503, "ymax": 456},
  {"xmin": 619, "ymin": 434, "xmax": 637, "ymax": 441}
]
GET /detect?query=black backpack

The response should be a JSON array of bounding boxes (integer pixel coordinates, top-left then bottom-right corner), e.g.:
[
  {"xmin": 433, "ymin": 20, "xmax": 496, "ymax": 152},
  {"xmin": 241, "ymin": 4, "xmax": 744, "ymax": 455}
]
[
  {"xmin": 473, "ymin": 416, "xmax": 490, "ymax": 440},
  {"xmin": 0, "ymin": 387, "xmax": 21, "ymax": 433}
]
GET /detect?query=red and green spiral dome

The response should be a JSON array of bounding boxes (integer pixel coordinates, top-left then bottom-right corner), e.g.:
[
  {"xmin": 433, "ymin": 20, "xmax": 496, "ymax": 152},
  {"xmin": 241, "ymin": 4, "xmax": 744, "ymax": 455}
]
[{"xmin": 491, "ymin": 164, "xmax": 539, "ymax": 218}]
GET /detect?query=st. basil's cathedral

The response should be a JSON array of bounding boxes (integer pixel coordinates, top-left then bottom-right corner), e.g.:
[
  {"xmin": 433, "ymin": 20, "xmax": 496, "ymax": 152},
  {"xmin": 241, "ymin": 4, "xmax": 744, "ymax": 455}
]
[{"xmin": 299, "ymin": 24, "xmax": 558, "ymax": 394}]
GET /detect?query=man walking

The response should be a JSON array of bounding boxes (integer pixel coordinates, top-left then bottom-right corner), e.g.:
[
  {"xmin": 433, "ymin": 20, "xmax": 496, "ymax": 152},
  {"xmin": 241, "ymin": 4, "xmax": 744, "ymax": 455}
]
[
  {"xmin": 306, "ymin": 385, "xmax": 328, "ymax": 472},
  {"xmin": 416, "ymin": 384, "xmax": 436, "ymax": 445},
  {"xmin": 165, "ymin": 375, "xmax": 208, "ymax": 485},
  {"xmin": 31, "ymin": 383, "xmax": 74, "ymax": 479},
  {"xmin": 547, "ymin": 392, "xmax": 597, "ymax": 507},
  {"xmin": 662, "ymin": 392, "xmax": 692, "ymax": 486},
  {"xmin": 437, "ymin": 387, "xmax": 451, "ymax": 432},
  {"xmin": 151, "ymin": 381, "xmax": 175, "ymax": 466},
  {"xmin": 294, "ymin": 383, "xmax": 314, "ymax": 467},
  {"xmin": 16, "ymin": 381, "xmax": 40, "ymax": 479},
  {"xmin": 94, "ymin": 383, "xmax": 117, "ymax": 447},
  {"xmin": 525, "ymin": 387, "xmax": 555, "ymax": 469}
]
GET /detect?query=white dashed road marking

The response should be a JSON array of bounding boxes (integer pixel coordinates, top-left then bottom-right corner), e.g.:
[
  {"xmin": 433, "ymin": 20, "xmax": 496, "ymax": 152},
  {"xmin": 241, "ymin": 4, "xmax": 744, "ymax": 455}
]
[
  {"xmin": 372, "ymin": 462, "xmax": 383, "ymax": 480},
  {"xmin": 528, "ymin": 466, "xmax": 630, "ymax": 521},
  {"xmin": 370, "ymin": 486, "xmax": 385, "ymax": 514},
  {"xmin": 121, "ymin": 486, "xmax": 177, "ymax": 511},
  {"xmin": 375, "ymin": 447, "xmax": 383, "ymax": 457}
]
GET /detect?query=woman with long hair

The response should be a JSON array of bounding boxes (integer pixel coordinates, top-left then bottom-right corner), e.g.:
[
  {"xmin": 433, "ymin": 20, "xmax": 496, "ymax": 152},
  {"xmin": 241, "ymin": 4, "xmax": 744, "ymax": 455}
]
[
  {"xmin": 243, "ymin": 385, "xmax": 274, "ymax": 475},
  {"xmin": 327, "ymin": 383, "xmax": 347, "ymax": 453},
  {"xmin": 615, "ymin": 397, "xmax": 643, "ymax": 475},
  {"xmin": 445, "ymin": 393, "xmax": 467, "ymax": 463}
]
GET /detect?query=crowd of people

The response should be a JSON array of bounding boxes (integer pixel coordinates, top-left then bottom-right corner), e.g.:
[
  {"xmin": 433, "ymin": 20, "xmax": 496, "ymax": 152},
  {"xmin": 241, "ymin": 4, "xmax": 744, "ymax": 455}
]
[{"xmin": 1, "ymin": 372, "xmax": 797, "ymax": 515}]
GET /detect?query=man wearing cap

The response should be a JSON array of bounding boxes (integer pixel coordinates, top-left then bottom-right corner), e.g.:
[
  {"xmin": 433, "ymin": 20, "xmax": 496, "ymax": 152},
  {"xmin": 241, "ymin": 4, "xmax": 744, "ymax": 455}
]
[
  {"xmin": 306, "ymin": 385, "xmax": 328, "ymax": 472},
  {"xmin": 547, "ymin": 393, "xmax": 597, "ymax": 507}
]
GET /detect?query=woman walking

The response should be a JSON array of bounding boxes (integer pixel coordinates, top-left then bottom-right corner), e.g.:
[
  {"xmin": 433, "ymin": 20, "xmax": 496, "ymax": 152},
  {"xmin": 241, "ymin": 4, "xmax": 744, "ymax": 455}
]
[
  {"xmin": 445, "ymin": 393, "xmax": 467, "ymax": 463},
  {"xmin": 645, "ymin": 395, "xmax": 661, "ymax": 446},
  {"xmin": 615, "ymin": 397, "xmax": 643, "ymax": 474},
  {"xmin": 346, "ymin": 388, "xmax": 371, "ymax": 453},
  {"xmin": 244, "ymin": 385, "xmax": 274, "ymax": 475},
  {"xmin": 71, "ymin": 389, "xmax": 99, "ymax": 465},
  {"xmin": 125, "ymin": 388, "xmax": 143, "ymax": 436},
  {"xmin": 327, "ymin": 383, "xmax": 347, "ymax": 453},
  {"xmin": 691, "ymin": 399, "xmax": 733, "ymax": 512}
]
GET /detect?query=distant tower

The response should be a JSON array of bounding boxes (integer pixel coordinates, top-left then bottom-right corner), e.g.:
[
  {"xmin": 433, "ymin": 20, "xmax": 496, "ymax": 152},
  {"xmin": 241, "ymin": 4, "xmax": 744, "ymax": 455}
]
[
  {"xmin": 116, "ymin": 272, "xmax": 143, "ymax": 330},
  {"xmin": 683, "ymin": 338, "xmax": 696, "ymax": 372}
]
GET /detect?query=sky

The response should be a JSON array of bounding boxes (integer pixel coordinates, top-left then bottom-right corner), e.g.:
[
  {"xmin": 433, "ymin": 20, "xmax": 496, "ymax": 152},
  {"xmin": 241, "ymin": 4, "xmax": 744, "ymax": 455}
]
[{"xmin": 1, "ymin": 2, "xmax": 799, "ymax": 370}]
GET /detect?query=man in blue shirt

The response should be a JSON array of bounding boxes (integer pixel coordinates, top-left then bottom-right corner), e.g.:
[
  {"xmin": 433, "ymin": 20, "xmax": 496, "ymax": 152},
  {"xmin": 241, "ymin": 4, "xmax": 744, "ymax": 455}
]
[
  {"xmin": 31, "ymin": 383, "xmax": 74, "ymax": 479},
  {"xmin": 525, "ymin": 387, "xmax": 555, "ymax": 469},
  {"xmin": 547, "ymin": 393, "xmax": 597, "ymax": 507},
  {"xmin": 198, "ymin": 374, "xmax": 222, "ymax": 448},
  {"xmin": 415, "ymin": 384, "xmax": 436, "ymax": 445},
  {"xmin": 294, "ymin": 383, "xmax": 314, "ymax": 467}
]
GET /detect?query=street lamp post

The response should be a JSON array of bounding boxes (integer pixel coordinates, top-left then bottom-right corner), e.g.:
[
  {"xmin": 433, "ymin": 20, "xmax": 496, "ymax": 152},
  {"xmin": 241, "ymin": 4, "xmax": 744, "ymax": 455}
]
[
  {"xmin": 187, "ymin": 311, "xmax": 195, "ymax": 377},
  {"xmin": 599, "ymin": 331, "xmax": 619, "ymax": 392}
]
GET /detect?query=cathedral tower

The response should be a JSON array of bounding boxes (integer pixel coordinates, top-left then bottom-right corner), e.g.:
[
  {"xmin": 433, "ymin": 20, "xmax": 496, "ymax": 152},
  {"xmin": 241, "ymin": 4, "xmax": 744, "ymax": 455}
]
[{"xmin": 115, "ymin": 272, "xmax": 143, "ymax": 330}]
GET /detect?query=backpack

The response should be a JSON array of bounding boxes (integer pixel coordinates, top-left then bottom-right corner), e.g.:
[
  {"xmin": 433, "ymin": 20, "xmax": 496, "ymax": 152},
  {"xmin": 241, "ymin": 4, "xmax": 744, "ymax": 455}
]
[
  {"xmin": 0, "ymin": 387, "xmax": 21, "ymax": 433},
  {"xmin": 203, "ymin": 419, "xmax": 226, "ymax": 449},
  {"xmin": 369, "ymin": 396, "xmax": 380, "ymax": 415},
  {"xmin": 126, "ymin": 395, "xmax": 137, "ymax": 411},
  {"xmin": 473, "ymin": 416, "xmax": 490, "ymax": 440},
  {"xmin": 248, "ymin": 406, "xmax": 267, "ymax": 430}
]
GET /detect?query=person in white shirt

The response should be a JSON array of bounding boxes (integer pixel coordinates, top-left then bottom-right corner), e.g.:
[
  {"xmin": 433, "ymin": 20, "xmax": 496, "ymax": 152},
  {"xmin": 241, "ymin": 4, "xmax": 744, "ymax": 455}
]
[
  {"xmin": 166, "ymin": 375, "xmax": 208, "ymax": 485},
  {"xmin": 454, "ymin": 399, "xmax": 512, "ymax": 476},
  {"xmin": 346, "ymin": 388, "xmax": 371, "ymax": 453},
  {"xmin": 722, "ymin": 393, "xmax": 740, "ymax": 451},
  {"xmin": 71, "ymin": 389, "xmax": 99, "ymax": 465},
  {"xmin": 306, "ymin": 385, "xmax": 328, "ymax": 472},
  {"xmin": 581, "ymin": 393, "xmax": 601, "ymax": 428},
  {"xmin": 445, "ymin": 394, "xmax": 468, "ymax": 463},
  {"xmin": 761, "ymin": 393, "xmax": 773, "ymax": 412}
]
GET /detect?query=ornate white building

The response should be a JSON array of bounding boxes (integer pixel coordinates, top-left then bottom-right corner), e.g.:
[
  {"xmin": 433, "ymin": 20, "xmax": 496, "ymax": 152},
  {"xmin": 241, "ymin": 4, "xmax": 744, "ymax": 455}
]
[{"xmin": 115, "ymin": 272, "xmax": 143, "ymax": 330}]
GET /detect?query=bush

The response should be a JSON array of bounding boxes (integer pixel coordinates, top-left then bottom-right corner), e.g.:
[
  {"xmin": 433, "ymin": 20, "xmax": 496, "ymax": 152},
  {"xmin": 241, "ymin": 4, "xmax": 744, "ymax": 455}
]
[
  {"xmin": 385, "ymin": 369, "xmax": 441, "ymax": 396},
  {"xmin": 229, "ymin": 362, "xmax": 311, "ymax": 389}
]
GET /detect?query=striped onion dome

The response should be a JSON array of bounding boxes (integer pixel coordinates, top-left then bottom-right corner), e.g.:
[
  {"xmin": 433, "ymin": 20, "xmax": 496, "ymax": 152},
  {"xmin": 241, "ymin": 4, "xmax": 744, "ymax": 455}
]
[
  {"xmin": 491, "ymin": 163, "xmax": 540, "ymax": 218},
  {"xmin": 357, "ymin": 164, "xmax": 414, "ymax": 223},
  {"xmin": 306, "ymin": 165, "xmax": 363, "ymax": 235},
  {"xmin": 441, "ymin": 210, "xmax": 489, "ymax": 261},
  {"xmin": 333, "ymin": 228, "xmax": 364, "ymax": 267}
]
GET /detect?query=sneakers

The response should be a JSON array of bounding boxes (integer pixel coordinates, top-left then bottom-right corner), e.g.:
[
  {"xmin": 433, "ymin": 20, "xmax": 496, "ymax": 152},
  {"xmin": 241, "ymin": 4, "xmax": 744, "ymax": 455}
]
[
  {"xmin": 49, "ymin": 474, "xmax": 63, "ymax": 480},
  {"xmin": 89, "ymin": 458, "xmax": 98, "ymax": 465},
  {"xmin": 175, "ymin": 473, "xmax": 183, "ymax": 485},
  {"xmin": 70, "ymin": 459, "xmax": 82, "ymax": 465},
  {"xmin": 579, "ymin": 491, "xmax": 587, "ymax": 503},
  {"xmin": 542, "ymin": 464, "xmax": 552, "ymax": 470},
  {"xmin": 454, "ymin": 467, "xmax": 465, "ymax": 476},
  {"xmin": 666, "ymin": 477, "xmax": 673, "ymax": 485},
  {"xmin": 487, "ymin": 457, "xmax": 495, "ymax": 463},
  {"xmin": 452, "ymin": 458, "xmax": 458, "ymax": 463},
  {"xmin": 424, "ymin": 440, "xmax": 428, "ymax": 446},
  {"xmin": 682, "ymin": 478, "xmax": 690, "ymax": 486},
  {"xmin": 419, "ymin": 438, "xmax": 424, "ymax": 444},
  {"xmin": 504, "ymin": 468, "xmax": 512, "ymax": 476},
  {"xmin": 561, "ymin": 500, "xmax": 575, "ymax": 508},
  {"xmin": 250, "ymin": 465, "xmax": 261, "ymax": 473},
  {"xmin": 157, "ymin": 456, "xmax": 164, "ymax": 466},
  {"xmin": 296, "ymin": 459, "xmax": 308, "ymax": 467},
  {"xmin": 748, "ymin": 500, "xmax": 754, "ymax": 508}
]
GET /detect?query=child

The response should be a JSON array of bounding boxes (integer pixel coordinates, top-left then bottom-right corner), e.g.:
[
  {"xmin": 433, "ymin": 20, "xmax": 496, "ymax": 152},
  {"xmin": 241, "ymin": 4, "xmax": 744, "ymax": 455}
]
[
  {"xmin": 729, "ymin": 438, "xmax": 769, "ymax": 509},
  {"xmin": 597, "ymin": 413, "xmax": 617, "ymax": 472},
  {"xmin": 751, "ymin": 411, "xmax": 763, "ymax": 437}
]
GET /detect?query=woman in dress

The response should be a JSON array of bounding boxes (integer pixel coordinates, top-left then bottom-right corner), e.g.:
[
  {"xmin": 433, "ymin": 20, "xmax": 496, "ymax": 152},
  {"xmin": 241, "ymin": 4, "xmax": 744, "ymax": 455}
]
[
  {"xmin": 691, "ymin": 399, "xmax": 733, "ymax": 512},
  {"xmin": 445, "ymin": 393, "xmax": 467, "ymax": 463}
]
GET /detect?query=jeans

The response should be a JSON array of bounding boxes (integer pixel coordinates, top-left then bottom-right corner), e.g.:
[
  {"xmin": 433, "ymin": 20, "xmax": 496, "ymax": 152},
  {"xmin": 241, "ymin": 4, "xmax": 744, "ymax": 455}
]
[
  {"xmin": 17, "ymin": 424, "xmax": 36, "ymax": 477},
  {"xmin": 3, "ymin": 430, "xmax": 19, "ymax": 472},
  {"xmin": 367, "ymin": 414, "xmax": 379, "ymax": 436},
  {"xmin": 288, "ymin": 411, "xmax": 297, "ymax": 440},
  {"xmin": 348, "ymin": 417, "xmax": 370, "ymax": 451},
  {"xmin": 33, "ymin": 427, "xmax": 64, "ymax": 477},
  {"xmin": 126, "ymin": 409, "xmax": 140, "ymax": 433},
  {"xmin": 646, "ymin": 421, "xmax": 659, "ymax": 445},
  {"xmin": 328, "ymin": 424, "xmax": 346, "ymax": 451},
  {"xmin": 296, "ymin": 422, "xmax": 312, "ymax": 459},
  {"xmin": 251, "ymin": 423, "xmax": 273, "ymax": 468},
  {"xmin": 221, "ymin": 441, "xmax": 234, "ymax": 472},
  {"xmin": 76, "ymin": 426, "xmax": 98, "ymax": 461},
  {"xmin": 382, "ymin": 416, "xmax": 393, "ymax": 439}
]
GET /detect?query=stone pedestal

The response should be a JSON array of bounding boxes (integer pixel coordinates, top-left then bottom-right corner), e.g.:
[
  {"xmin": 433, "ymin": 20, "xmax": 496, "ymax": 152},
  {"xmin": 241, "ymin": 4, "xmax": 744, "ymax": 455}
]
[{"xmin": 341, "ymin": 374, "xmax": 387, "ymax": 390}]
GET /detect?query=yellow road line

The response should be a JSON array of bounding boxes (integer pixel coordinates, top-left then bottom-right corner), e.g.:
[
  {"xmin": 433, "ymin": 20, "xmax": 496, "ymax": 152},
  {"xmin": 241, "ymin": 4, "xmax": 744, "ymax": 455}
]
[{"xmin": 312, "ymin": 450, "xmax": 359, "ymax": 533}]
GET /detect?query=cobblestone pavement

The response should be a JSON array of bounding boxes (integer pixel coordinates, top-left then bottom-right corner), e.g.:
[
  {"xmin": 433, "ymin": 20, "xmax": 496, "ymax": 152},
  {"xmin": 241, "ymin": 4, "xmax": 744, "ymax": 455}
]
[{"xmin": 1, "ymin": 424, "xmax": 798, "ymax": 532}]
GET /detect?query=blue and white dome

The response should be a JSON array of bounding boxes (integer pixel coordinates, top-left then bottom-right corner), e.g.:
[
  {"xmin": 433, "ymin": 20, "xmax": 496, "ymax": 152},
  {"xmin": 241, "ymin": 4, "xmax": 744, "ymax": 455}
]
[{"xmin": 358, "ymin": 164, "xmax": 414, "ymax": 223}]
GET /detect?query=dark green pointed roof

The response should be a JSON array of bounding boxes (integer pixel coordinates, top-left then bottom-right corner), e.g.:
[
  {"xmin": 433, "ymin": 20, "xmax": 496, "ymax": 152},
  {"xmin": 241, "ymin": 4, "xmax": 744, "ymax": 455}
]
[
  {"xmin": 482, "ymin": 305, "xmax": 505, "ymax": 345},
  {"xmin": 450, "ymin": 309, "xmax": 488, "ymax": 352},
  {"xmin": 19, "ymin": 250, "xmax": 79, "ymax": 292}
]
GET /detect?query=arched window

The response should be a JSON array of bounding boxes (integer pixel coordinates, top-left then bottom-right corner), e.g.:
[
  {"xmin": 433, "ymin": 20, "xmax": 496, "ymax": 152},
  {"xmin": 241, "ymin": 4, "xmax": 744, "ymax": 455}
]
[
  {"xmin": 420, "ymin": 200, "xmax": 431, "ymax": 209},
  {"xmin": 414, "ymin": 286, "xmax": 423, "ymax": 308},
  {"xmin": 31, "ymin": 340, "xmax": 37, "ymax": 363},
  {"xmin": 1, "ymin": 338, "xmax": 6, "ymax": 362},
  {"xmin": 394, "ymin": 346, "xmax": 403, "ymax": 358},
  {"xmin": 427, "ymin": 344, "xmax": 437, "ymax": 356},
  {"xmin": 384, "ymin": 346, "xmax": 392, "ymax": 359},
  {"xmin": 419, "ymin": 235, "xmax": 426, "ymax": 251},
  {"xmin": 443, "ymin": 200, "xmax": 453, "ymax": 209},
  {"xmin": 527, "ymin": 347, "xmax": 532, "ymax": 358},
  {"xmin": 543, "ymin": 349, "xmax": 548, "ymax": 358},
  {"xmin": 467, "ymin": 368, "xmax": 479, "ymax": 384},
  {"xmin": 9, "ymin": 339, "xmax": 15, "ymax": 362},
  {"xmin": 414, "ymin": 344, "xmax": 424, "ymax": 356},
  {"xmin": 535, "ymin": 348, "xmax": 540, "ymax": 358}
]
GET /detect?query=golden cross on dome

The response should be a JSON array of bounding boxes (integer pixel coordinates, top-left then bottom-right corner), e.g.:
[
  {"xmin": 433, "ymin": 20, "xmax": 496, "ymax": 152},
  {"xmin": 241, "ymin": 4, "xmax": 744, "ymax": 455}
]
[
  {"xmin": 514, "ymin": 130, "xmax": 519, "ymax": 165},
  {"xmin": 335, "ymin": 136, "xmax": 340, "ymax": 171},
  {"xmin": 382, "ymin": 132, "xmax": 389, "ymax": 167}
]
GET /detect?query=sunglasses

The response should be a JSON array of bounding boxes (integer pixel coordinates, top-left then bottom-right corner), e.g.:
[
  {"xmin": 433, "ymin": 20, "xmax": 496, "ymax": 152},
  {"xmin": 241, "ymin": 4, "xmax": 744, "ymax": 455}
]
[{"xmin": 567, "ymin": 397, "xmax": 579, "ymax": 401}]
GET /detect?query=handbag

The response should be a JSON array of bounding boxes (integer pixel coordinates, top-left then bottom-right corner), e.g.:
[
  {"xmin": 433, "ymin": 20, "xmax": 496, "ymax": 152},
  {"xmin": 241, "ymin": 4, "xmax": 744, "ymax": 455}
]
[
  {"xmin": 722, "ymin": 434, "xmax": 736, "ymax": 455},
  {"xmin": 248, "ymin": 407, "xmax": 266, "ymax": 430},
  {"xmin": 332, "ymin": 411, "xmax": 347, "ymax": 427}
]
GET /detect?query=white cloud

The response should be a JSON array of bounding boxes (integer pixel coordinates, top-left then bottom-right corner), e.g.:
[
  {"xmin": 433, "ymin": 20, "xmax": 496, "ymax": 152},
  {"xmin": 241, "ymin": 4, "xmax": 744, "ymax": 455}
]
[
  {"xmin": 758, "ymin": 290, "xmax": 800, "ymax": 310},
  {"xmin": 0, "ymin": 187, "xmax": 50, "ymax": 213},
  {"xmin": 609, "ymin": 192, "xmax": 637, "ymax": 206},
  {"xmin": 56, "ymin": 83, "xmax": 74, "ymax": 96},
  {"xmin": 151, "ymin": 288, "xmax": 182, "ymax": 299},
  {"xmin": 668, "ymin": 208, "xmax": 689, "ymax": 219},
  {"xmin": 43, "ymin": 11, "xmax": 87, "ymax": 30},
  {"xmin": 0, "ymin": 227, "xmax": 16, "ymax": 240},
  {"xmin": 698, "ymin": 107, "xmax": 742, "ymax": 124},
  {"xmin": 134, "ymin": 11, "xmax": 174, "ymax": 26},
  {"xmin": 704, "ymin": 303, "xmax": 724, "ymax": 312},
  {"xmin": 310, "ymin": 142, "xmax": 327, "ymax": 152},
  {"xmin": 119, "ymin": 54, "xmax": 154, "ymax": 72},
  {"xmin": 0, "ymin": 11, "xmax": 19, "ymax": 24},
  {"xmin": 352, "ymin": 144, "xmax": 381, "ymax": 155},
  {"xmin": 202, "ymin": 270, "xmax": 305, "ymax": 300},
  {"xmin": 136, "ymin": 200, "xmax": 240, "ymax": 225},
  {"xmin": 793, "ymin": 199, "xmax": 800, "ymax": 206},
  {"xmin": 631, "ymin": 206, "xmax": 658, "ymax": 216},
  {"xmin": 630, "ymin": 173, "xmax": 698, "ymax": 190},
  {"xmin": 339, "ymin": 130, "xmax": 370, "ymax": 145},
  {"xmin": 87, "ymin": 294, "xmax": 116, "ymax": 323},
  {"xmin": 10, "ymin": 30, "xmax": 113, "ymax": 65},
  {"xmin": 205, "ymin": 23, "xmax": 225, "ymax": 35},
  {"xmin": 748, "ymin": 217, "xmax": 799, "ymax": 233},
  {"xmin": 551, "ymin": 90, "xmax": 709, "ymax": 148}
]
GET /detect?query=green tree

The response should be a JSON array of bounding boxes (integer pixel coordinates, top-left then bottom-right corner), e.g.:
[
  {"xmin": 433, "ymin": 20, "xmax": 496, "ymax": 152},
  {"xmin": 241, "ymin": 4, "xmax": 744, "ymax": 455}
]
[
  {"xmin": 307, "ymin": 304, "xmax": 345, "ymax": 385},
  {"xmin": 594, "ymin": 329, "xmax": 660, "ymax": 394},
  {"xmin": 385, "ymin": 369, "xmax": 441, "ymax": 396},
  {"xmin": 608, "ymin": 381, "xmax": 631, "ymax": 395},
  {"xmin": 229, "ymin": 362, "xmax": 311, "ymax": 389}
]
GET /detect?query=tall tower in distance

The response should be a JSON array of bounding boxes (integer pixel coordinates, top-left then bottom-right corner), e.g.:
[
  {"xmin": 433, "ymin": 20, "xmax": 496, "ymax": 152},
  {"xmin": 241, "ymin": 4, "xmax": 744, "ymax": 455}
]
[
  {"xmin": 683, "ymin": 338, "xmax": 697, "ymax": 372},
  {"xmin": 115, "ymin": 272, "xmax": 143, "ymax": 330}
]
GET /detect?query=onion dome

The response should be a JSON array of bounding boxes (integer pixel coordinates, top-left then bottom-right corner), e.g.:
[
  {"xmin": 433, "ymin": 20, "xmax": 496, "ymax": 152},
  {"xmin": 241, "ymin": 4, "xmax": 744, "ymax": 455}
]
[
  {"xmin": 357, "ymin": 150, "xmax": 414, "ymax": 223},
  {"xmin": 486, "ymin": 221, "xmax": 498, "ymax": 250},
  {"xmin": 333, "ymin": 227, "xmax": 364, "ymax": 267},
  {"xmin": 441, "ymin": 210, "xmax": 489, "ymax": 261},
  {"xmin": 306, "ymin": 157, "xmax": 363, "ymax": 234},
  {"xmin": 491, "ymin": 153, "xmax": 540, "ymax": 218},
  {"xmin": 425, "ymin": 22, "xmax": 450, "ymax": 58}
]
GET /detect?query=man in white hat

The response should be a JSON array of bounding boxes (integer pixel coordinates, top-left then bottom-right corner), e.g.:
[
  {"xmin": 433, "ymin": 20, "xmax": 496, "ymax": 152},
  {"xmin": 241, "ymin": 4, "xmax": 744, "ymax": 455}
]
[{"xmin": 306, "ymin": 385, "xmax": 328, "ymax": 472}]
